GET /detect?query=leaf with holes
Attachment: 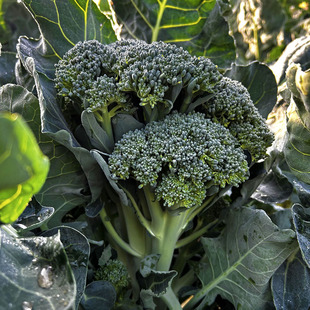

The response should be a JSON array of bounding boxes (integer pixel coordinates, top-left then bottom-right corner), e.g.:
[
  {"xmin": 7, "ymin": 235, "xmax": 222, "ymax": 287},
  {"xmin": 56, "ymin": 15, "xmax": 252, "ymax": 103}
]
[{"xmin": 186, "ymin": 207, "xmax": 297, "ymax": 310}]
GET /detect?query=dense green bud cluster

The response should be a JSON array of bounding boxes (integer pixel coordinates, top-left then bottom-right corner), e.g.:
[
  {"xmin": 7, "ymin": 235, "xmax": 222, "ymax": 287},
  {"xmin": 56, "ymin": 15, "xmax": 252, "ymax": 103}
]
[
  {"xmin": 94, "ymin": 259, "xmax": 129, "ymax": 292},
  {"xmin": 55, "ymin": 40, "xmax": 115, "ymax": 103},
  {"xmin": 203, "ymin": 77, "xmax": 274, "ymax": 160},
  {"xmin": 85, "ymin": 74, "xmax": 129, "ymax": 112},
  {"xmin": 55, "ymin": 39, "xmax": 221, "ymax": 111},
  {"xmin": 55, "ymin": 39, "xmax": 273, "ymax": 161},
  {"xmin": 109, "ymin": 40, "xmax": 221, "ymax": 107},
  {"xmin": 109, "ymin": 112, "xmax": 249, "ymax": 208}
]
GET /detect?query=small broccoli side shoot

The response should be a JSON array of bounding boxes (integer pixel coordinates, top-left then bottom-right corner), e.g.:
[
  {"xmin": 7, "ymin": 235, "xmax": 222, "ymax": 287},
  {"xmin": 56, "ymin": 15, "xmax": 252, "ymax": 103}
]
[
  {"xmin": 203, "ymin": 77, "xmax": 274, "ymax": 161},
  {"xmin": 109, "ymin": 111, "xmax": 249, "ymax": 209}
]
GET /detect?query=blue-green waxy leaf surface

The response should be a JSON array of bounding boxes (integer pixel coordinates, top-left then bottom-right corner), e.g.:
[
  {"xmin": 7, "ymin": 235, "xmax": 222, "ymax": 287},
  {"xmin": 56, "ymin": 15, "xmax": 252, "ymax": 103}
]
[
  {"xmin": 186, "ymin": 207, "xmax": 297, "ymax": 310},
  {"xmin": 42, "ymin": 226, "xmax": 90, "ymax": 309},
  {"xmin": 0, "ymin": 112, "xmax": 49, "ymax": 224},
  {"xmin": 0, "ymin": 51, "xmax": 17, "ymax": 86},
  {"xmin": 112, "ymin": 0, "xmax": 235, "ymax": 67},
  {"xmin": 292, "ymin": 204, "xmax": 310, "ymax": 268},
  {"xmin": 272, "ymin": 251, "xmax": 310, "ymax": 310},
  {"xmin": 80, "ymin": 280, "xmax": 116, "ymax": 310},
  {"xmin": 0, "ymin": 227, "xmax": 76, "ymax": 309}
]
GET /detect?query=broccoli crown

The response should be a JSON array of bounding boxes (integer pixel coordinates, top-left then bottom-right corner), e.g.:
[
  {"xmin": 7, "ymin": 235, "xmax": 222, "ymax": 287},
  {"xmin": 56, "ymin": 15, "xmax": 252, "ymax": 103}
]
[
  {"xmin": 54, "ymin": 39, "xmax": 221, "ymax": 111},
  {"xmin": 203, "ymin": 77, "xmax": 274, "ymax": 160},
  {"xmin": 55, "ymin": 39, "xmax": 273, "ymax": 161},
  {"xmin": 109, "ymin": 112, "xmax": 249, "ymax": 208},
  {"xmin": 94, "ymin": 259, "xmax": 129, "ymax": 292}
]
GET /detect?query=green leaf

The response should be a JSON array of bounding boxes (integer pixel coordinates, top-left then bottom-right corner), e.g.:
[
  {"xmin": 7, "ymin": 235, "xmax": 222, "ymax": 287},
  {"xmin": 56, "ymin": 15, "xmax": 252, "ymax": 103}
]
[
  {"xmin": 0, "ymin": 0, "xmax": 39, "ymax": 52},
  {"xmin": 112, "ymin": 114, "xmax": 144, "ymax": 142},
  {"xmin": 283, "ymin": 64, "xmax": 310, "ymax": 184},
  {"xmin": 0, "ymin": 227, "xmax": 76, "ymax": 309},
  {"xmin": 0, "ymin": 84, "xmax": 90, "ymax": 227},
  {"xmin": 272, "ymin": 251, "xmax": 310, "ymax": 310},
  {"xmin": 113, "ymin": 0, "xmax": 214, "ymax": 42},
  {"xmin": 224, "ymin": 61, "xmax": 278, "ymax": 118},
  {"xmin": 252, "ymin": 169, "xmax": 293, "ymax": 204},
  {"xmin": 178, "ymin": 2, "xmax": 235, "ymax": 67},
  {"xmin": 0, "ymin": 51, "xmax": 17, "ymax": 86},
  {"xmin": 80, "ymin": 280, "xmax": 116, "ymax": 310},
  {"xmin": 187, "ymin": 207, "xmax": 297, "ymax": 310},
  {"xmin": 221, "ymin": 0, "xmax": 286, "ymax": 62},
  {"xmin": 17, "ymin": 39, "xmax": 105, "ymax": 208},
  {"xmin": 0, "ymin": 112, "xmax": 49, "ymax": 223},
  {"xmin": 81, "ymin": 111, "xmax": 114, "ymax": 153},
  {"xmin": 271, "ymin": 36, "xmax": 310, "ymax": 84},
  {"xmin": 137, "ymin": 254, "xmax": 177, "ymax": 297},
  {"xmin": 42, "ymin": 226, "xmax": 90, "ymax": 309},
  {"xmin": 292, "ymin": 204, "xmax": 310, "ymax": 268},
  {"xmin": 15, "ymin": 198, "xmax": 54, "ymax": 231},
  {"xmin": 112, "ymin": 0, "xmax": 235, "ymax": 66},
  {"xmin": 21, "ymin": 0, "xmax": 117, "ymax": 59}
]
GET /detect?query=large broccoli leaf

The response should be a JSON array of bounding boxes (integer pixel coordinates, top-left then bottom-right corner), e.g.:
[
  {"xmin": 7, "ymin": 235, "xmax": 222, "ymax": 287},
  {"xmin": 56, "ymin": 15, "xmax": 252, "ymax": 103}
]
[
  {"xmin": 186, "ymin": 207, "xmax": 297, "ymax": 310},
  {"xmin": 0, "ymin": 112, "xmax": 49, "ymax": 223},
  {"xmin": 0, "ymin": 227, "xmax": 76, "ymax": 309},
  {"xmin": 0, "ymin": 84, "xmax": 90, "ymax": 227},
  {"xmin": 283, "ymin": 64, "xmax": 310, "ymax": 184},
  {"xmin": 272, "ymin": 250, "xmax": 310, "ymax": 310},
  {"xmin": 21, "ymin": 0, "xmax": 117, "ymax": 58},
  {"xmin": 112, "ymin": 0, "xmax": 235, "ymax": 67}
]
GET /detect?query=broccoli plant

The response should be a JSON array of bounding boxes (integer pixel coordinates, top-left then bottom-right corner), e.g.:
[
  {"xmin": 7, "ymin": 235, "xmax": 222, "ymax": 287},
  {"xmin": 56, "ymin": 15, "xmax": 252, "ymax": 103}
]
[{"xmin": 54, "ymin": 39, "xmax": 274, "ymax": 309}]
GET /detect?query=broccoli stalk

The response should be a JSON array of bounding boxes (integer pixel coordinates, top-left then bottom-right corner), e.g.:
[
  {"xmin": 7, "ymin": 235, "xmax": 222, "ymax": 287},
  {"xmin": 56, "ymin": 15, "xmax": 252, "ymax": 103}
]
[{"xmin": 103, "ymin": 112, "xmax": 254, "ymax": 308}]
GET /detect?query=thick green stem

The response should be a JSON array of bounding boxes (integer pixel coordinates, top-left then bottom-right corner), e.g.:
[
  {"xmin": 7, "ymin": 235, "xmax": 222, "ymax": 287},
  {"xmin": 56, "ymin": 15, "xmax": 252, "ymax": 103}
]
[
  {"xmin": 99, "ymin": 206, "xmax": 143, "ymax": 258},
  {"xmin": 121, "ymin": 185, "xmax": 154, "ymax": 236},
  {"xmin": 120, "ymin": 202, "xmax": 147, "ymax": 257},
  {"xmin": 160, "ymin": 286, "xmax": 182, "ymax": 310},
  {"xmin": 142, "ymin": 185, "xmax": 164, "ymax": 235},
  {"xmin": 173, "ymin": 269, "xmax": 196, "ymax": 295},
  {"xmin": 151, "ymin": 209, "xmax": 189, "ymax": 271},
  {"xmin": 95, "ymin": 106, "xmax": 114, "ymax": 143}
]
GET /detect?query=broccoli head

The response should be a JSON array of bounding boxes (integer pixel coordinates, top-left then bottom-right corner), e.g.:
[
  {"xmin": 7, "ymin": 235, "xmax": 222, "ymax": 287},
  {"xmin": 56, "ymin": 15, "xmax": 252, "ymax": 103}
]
[
  {"xmin": 55, "ymin": 39, "xmax": 273, "ymax": 159},
  {"xmin": 109, "ymin": 111, "xmax": 249, "ymax": 208},
  {"xmin": 54, "ymin": 39, "xmax": 221, "ymax": 119}
]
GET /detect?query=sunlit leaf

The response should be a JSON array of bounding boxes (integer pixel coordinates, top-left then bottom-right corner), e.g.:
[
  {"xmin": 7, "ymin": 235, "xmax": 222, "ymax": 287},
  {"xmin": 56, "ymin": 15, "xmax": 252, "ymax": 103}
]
[
  {"xmin": 0, "ymin": 112, "xmax": 49, "ymax": 223},
  {"xmin": 21, "ymin": 0, "xmax": 117, "ymax": 59},
  {"xmin": 113, "ymin": 0, "xmax": 235, "ymax": 66},
  {"xmin": 284, "ymin": 64, "xmax": 310, "ymax": 184},
  {"xmin": 0, "ymin": 84, "xmax": 90, "ymax": 227}
]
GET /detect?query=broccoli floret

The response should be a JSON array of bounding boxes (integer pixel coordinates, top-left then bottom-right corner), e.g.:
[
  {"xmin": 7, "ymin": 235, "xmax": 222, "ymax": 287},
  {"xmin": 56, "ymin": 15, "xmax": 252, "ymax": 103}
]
[
  {"xmin": 110, "ymin": 40, "xmax": 221, "ymax": 108},
  {"xmin": 203, "ymin": 77, "xmax": 274, "ymax": 161},
  {"xmin": 55, "ymin": 40, "xmax": 115, "ymax": 102},
  {"xmin": 109, "ymin": 112, "xmax": 249, "ymax": 208},
  {"xmin": 94, "ymin": 259, "xmax": 129, "ymax": 293}
]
